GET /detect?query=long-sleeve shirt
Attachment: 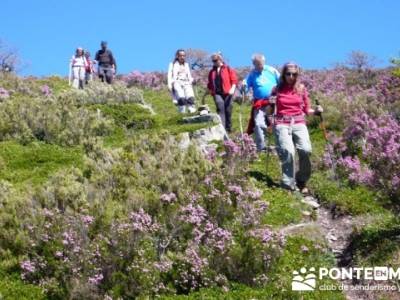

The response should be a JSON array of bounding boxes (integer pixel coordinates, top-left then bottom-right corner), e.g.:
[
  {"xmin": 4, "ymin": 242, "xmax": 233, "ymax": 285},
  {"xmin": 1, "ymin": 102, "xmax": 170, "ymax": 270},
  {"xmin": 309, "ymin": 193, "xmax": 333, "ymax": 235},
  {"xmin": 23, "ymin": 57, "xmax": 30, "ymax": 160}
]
[
  {"xmin": 245, "ymin": 65, "xmax": 280, "ymax": 99},
  {"xmin": 167, "ymin": 61, "xmax": 193, "ymax": 90},
  {"xmin": 70, "ymin": 55, "xmax": 87, "ymax": 67},
  {"xmin": 95, "ymin": 49, "xmax": 116, "ymax": 68},
  {"xmin": 207, "ymin": 64, "xmax": 238, "ymax": 96},
  {"xmin": 275, "ymin": 85, "xmax": 311, "ymax": 125}
]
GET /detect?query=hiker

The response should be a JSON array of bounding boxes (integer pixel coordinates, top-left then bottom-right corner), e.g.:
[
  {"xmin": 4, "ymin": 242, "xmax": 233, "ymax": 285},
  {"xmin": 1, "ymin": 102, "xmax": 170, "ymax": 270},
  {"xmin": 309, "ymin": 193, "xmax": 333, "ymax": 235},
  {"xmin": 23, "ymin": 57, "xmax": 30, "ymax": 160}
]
[
  {"xmin": 243, "ymin": 53, "xmax": 280, "ymax": 152},
  {"xmin": 95, "ymin": 41, "xmax": 116, "ymax": 84},
  {"xmin": 167, "ymin": 49, "xmax": 196, "ymax": 113},
  {"xmin": 272, "ymin": 62, "xmax": 323, "ymax": 193},
  {"xmin": 206, "ymin": 52, "xmax": 237, "ymax": 133},
  {"xmin": 84, "ymin": 51, "xmax": 96, "ymax": 84},
  {"xmin": 70, "ymin": 47, "xmax": 87, "ymax": 89}
]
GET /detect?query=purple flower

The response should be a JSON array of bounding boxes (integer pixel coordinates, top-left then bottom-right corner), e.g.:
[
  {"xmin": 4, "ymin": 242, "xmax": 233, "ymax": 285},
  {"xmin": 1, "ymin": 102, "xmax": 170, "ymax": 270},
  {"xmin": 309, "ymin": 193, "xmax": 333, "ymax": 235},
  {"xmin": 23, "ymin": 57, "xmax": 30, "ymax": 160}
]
[
  {"xmin": 129, "ymin": 208, "xmax": 154, "ymax": 232},
  {"xmin": 81, "ymin": 215, "xmax": 94, "ymax": 225},
  {"xmin": 160, "ymin": 192, "xmax": 177, "ymax": 204},
  {"xmin": 249, "ymin": 228, "xmax": 273, "ymax": 244},
  {"xmin": 41, "ymin": 85, "xmax": 52, "ymax": 96},
  {"xmin": 179, "ymin": 204, "xmax": 208, "ymax": 226},
  {"xmin": 228, "ymin": 184, "xmax": 243, "ymax": 195},
  {"xmin": 0, "ymin": 87, "xmax": 9, "ymax": 99},
  {"xmin": 88, "ymin": 273, "xmax": 103, "ymax": 285},
  {"xmin": 21, "ymin": 260, "xmax": 36, "ymax": 273}
]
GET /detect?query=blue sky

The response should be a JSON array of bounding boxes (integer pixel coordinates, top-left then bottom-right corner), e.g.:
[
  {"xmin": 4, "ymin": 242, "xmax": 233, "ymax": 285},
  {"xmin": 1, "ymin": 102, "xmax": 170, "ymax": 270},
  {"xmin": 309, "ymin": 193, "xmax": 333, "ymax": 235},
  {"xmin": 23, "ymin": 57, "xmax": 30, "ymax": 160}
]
[{"xmin": 1, "ymin": 0, "xmax": 399, "ymax": 76}]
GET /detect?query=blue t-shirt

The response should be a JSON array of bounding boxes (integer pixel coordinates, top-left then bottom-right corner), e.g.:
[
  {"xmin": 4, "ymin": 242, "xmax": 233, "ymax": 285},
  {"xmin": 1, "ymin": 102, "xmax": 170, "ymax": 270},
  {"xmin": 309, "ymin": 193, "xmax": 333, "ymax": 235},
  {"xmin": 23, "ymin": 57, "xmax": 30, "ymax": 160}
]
[{"xmin": 245, "ymin": 65, "xmax": 280, "ymax": 99}]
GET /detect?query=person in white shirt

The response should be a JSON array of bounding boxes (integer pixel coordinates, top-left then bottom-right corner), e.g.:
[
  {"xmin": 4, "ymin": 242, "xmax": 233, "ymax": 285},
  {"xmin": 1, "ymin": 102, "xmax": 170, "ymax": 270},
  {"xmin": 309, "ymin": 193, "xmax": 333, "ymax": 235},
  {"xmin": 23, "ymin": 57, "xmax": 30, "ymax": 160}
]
[
  {"xmin": 167, "ymin": 49, "xmax": 196, "ymax": 113},
  {"xmin": 70, "ymin": 47, "xmax": 87, "ymax": 89}
]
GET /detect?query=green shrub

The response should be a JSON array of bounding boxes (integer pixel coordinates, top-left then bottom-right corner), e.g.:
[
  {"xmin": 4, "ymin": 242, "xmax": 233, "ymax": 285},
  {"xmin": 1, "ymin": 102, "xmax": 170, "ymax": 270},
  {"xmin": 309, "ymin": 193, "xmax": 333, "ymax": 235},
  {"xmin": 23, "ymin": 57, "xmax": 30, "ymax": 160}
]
[
  {"xmin": 90, "ymin": 103, "xmax": 158, "ymax": 130},
  {"xmin": 309, "ymin": 172, "xmax": 386, "ymax": 215}
]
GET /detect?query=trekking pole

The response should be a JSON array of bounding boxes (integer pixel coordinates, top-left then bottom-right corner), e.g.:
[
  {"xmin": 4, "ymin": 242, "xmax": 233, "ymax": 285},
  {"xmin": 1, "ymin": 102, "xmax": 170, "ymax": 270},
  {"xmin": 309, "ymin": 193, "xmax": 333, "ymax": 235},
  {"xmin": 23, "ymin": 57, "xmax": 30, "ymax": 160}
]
[
  {"xmin": 239, "ymin": 90, "xmax": 245, "ymax": 137},
  {"xmin": 316, "ymin": 99, "xmax": 328, "ymax": 141},
  {"xmin": 68, "ymin": 63, "xmax": 72, "ymax": 86},
  {"xmin": 315, "ymin": 99, "xmax": 337, "ymax": 180}
]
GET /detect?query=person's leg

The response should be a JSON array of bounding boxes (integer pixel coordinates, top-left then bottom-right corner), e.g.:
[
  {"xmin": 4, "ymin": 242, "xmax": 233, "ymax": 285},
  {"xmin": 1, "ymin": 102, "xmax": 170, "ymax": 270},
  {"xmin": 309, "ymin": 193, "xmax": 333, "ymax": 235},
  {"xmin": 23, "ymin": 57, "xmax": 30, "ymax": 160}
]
[
  {"xmin": 72, "ymin": 67, "xmax": 79, "ymax": 88},
  {"xmin": 253, "ymin": 107, "xmax": 267, "ymax": 151},
  {"xmin": 274, "ymin": 124, "xmax": 296, "ymax": 189},
  {"xmin": 78, "ymin": 67, "xmax": 85, "ymax": 89},
  {"xmin": 98, "ymin": 66, "xmax": 105, "ymax": 82},
  {"xmin": 105, "ymin": 68, "xmax": 113, "ymax": 84},
  {"xmin": 214, "ymin": 94, "xmax": 226, "ymax": 128},
  {"xmin": 292, "ymin": 124, "xmax": 312, "ymax": 188},
  {"xmin": 173, "ymin": 82, "xmax": 187, "ymax": 112},
  {"xmin": 224, "ymin": 95, "xmax": 233, "ymax": 133},
  {"xmin": 183, "ymin": 83, "xmax": 196, "ymax": 113}
]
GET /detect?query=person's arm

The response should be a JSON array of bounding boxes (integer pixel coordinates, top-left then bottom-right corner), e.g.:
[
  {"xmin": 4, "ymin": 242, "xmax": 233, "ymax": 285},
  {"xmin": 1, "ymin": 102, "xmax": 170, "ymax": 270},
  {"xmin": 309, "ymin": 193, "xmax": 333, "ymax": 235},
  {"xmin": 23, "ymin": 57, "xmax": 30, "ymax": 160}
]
[
  {"xmin": 186, "ymin": 63, "xmax": 194, "ymax": 84},
  {"xmin": 228, "ymin": 67, "xmax": 238, "ymax": 95},
  {"xmin": 207, "ymin": 70, "xmax": 213, "ymax": 94},
  {"xmin": 302, "ymin": 87, "xmax": 322, "ymax": 115},
  {"xmin": 167, "ymin": 62, "xmax": 174, "ymax": 91},
  {"xmin": 108, "ymin": 50, "xmax": 116, "ymax": 72}
]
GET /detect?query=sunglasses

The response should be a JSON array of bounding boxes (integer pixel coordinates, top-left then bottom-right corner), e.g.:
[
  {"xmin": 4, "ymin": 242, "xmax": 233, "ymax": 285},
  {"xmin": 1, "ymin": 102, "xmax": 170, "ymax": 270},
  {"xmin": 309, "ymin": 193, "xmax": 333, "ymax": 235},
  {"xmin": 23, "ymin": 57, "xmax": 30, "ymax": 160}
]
[
  {"xmin": 285, "ymin": 72, "xmax": 298, "ymax": 77},
  {"xmin": 212, "ymin": 59, "xmax": 219, "ymax": 63}
]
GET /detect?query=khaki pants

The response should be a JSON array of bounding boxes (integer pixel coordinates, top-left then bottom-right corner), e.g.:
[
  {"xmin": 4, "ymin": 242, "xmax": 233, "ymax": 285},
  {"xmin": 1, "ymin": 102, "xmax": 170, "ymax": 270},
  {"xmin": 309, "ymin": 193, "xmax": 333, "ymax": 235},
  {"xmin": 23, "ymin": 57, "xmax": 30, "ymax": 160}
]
[
  {"xmin": 274, "ymin": 123, "xmax": 312, "ymax": 189},
  {"xmin": 72, "ymin": 66, "xmax": 85, "ymax": 89}
]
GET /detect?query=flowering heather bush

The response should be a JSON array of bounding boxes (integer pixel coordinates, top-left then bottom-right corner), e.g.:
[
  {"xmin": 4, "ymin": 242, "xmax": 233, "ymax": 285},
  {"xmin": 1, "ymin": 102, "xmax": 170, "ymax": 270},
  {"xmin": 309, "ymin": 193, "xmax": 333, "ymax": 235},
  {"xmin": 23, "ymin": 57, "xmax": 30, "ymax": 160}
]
[
  {"xmin": 122, "ymin": 70, "xmax": 166, "ymax": 90},
  {"xmin": 222, "ymin": 133, "xmax": 258, "ymax": 177},
  {"xmin": 121, "ymin": 66, "xmax": 250, "ymax": 92},
  {"xmin": 325, "ymin": 112, "xmax": 400, "ymax": 199},
  {"xmin": 0, "ymin": 134, "xmax": 283, "ymax": 299}
]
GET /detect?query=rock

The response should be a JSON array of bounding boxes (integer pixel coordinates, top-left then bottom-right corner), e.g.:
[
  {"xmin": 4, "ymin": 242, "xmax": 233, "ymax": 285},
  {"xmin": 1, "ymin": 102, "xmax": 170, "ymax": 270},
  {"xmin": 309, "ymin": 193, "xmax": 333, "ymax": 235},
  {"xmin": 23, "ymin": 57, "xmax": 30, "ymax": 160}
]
[
  {"xmin": 327, "ymin": 234, "xmax": 338, "ymax": 241},
  {"xmin": 301, "ymin": 198, "xmax": 320, "ymax": 209},
  {"xmin": 192, "ymin": 124, "xmax": 227, "ymax": 144},
  {"xmin": 182, "ymin": 113, "xmax": 221, "ymax": 124},
  {"xmin": 302, "ymin": 211, "xmax": 312, "ymax": 217},
  {"xmin": 177, "ymin": 132, "xmax": 191, "ymax": 150}
]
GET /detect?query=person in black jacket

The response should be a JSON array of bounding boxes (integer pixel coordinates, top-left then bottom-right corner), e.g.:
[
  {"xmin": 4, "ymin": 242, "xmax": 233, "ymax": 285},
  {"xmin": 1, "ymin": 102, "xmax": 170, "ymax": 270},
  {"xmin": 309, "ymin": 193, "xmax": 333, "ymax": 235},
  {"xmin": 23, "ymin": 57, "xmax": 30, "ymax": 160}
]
[{"xmin": 95, "ymin": 41, "xmax": 116, "ymax": 84}]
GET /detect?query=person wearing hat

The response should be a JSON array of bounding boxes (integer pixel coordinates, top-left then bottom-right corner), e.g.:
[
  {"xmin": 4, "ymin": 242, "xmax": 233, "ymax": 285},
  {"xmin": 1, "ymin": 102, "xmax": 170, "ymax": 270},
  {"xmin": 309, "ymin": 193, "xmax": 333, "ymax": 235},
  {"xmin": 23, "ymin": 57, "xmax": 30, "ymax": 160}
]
[
  {"xmin": 272, "ymin": 62, "xmax": 323, "ymax": 193},
  {"xmin": 70, "ymin": 47, "xmax": 88, "ymax": 89},
  {"xmin": 95, "ymin": 41, "xmax": 116, "ymax": 84}
]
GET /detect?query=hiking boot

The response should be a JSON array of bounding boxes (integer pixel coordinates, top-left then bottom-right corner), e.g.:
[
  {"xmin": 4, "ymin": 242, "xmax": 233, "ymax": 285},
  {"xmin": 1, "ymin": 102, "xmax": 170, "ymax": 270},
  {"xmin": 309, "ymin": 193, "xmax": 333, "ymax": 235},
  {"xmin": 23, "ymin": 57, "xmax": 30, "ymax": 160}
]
[{"xmin": 296, "ymin": 181, "xmax": 309, "ymax": 195}]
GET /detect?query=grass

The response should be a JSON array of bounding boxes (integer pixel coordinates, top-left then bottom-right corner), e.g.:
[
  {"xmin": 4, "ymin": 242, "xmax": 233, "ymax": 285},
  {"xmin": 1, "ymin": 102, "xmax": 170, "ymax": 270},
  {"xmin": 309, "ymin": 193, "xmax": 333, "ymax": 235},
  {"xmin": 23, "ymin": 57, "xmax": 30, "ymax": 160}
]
[
  {"xmin": 249, "ymin": 150, "xmax": 306, "ymax": 228},
  {"xmin": 0, "ymin": 269, "xmax": 45, "ymax": 300},
  {"xmin": 350, "ymin": 213, "xmax": 400, "ymax": 267},
  {"xmin": 0, "ymin": 140, "xmax": 83, "ymax": 189}
]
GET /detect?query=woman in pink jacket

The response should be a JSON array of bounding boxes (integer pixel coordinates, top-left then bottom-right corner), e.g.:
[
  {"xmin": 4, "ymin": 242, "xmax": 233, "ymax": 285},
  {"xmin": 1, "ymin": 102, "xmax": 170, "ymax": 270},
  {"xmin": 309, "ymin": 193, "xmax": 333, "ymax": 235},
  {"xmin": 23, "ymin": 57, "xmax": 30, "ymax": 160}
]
[{"xmin": 273, "ymin": 62, "xmax": 323, "ymax": 193}]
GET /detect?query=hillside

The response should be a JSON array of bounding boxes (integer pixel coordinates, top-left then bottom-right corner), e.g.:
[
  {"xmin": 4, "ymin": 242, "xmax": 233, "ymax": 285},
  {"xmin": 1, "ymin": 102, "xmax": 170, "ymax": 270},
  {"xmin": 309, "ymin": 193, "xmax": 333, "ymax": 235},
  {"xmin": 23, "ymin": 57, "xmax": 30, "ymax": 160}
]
[{"xmin": 0, "ymin": 67, "xmax": 399, "ymax": 300}]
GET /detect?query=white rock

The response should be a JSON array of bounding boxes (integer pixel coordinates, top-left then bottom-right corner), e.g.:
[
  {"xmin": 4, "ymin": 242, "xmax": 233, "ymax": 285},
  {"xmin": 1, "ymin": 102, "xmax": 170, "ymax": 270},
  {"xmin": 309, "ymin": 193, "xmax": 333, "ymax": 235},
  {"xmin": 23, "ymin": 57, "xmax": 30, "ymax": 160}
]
[{"xmin": 301, "ymin": 198, "xmax": 320, "ymax": 209}]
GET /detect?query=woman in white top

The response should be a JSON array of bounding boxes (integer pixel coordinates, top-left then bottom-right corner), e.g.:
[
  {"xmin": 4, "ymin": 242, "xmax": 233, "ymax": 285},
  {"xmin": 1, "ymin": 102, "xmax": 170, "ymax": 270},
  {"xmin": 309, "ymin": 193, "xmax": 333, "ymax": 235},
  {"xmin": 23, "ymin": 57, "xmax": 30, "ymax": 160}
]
[
  {"xmin": 167, "ymin": 49, "xmax": 196, "ymax": 113},
  {"xmin": 70, "ymin": 47, "xmax": 87, "ymax": 89}
]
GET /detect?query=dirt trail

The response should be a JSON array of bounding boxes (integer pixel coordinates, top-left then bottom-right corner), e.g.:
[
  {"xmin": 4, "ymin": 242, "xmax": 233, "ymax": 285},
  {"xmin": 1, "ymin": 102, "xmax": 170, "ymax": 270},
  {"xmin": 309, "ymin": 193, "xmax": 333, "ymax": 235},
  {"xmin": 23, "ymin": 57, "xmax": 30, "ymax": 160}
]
[{"xmin": 280, "ymin": 194, "xmax": 373, "ymax": 300}]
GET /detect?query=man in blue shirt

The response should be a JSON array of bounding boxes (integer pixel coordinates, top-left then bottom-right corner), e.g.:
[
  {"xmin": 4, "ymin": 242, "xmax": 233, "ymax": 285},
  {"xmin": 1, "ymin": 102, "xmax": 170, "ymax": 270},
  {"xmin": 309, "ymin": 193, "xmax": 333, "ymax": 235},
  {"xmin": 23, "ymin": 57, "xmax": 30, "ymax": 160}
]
[{"xmin": 243, "ymin": 53, "xmax": 280, "ymax": 151}]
